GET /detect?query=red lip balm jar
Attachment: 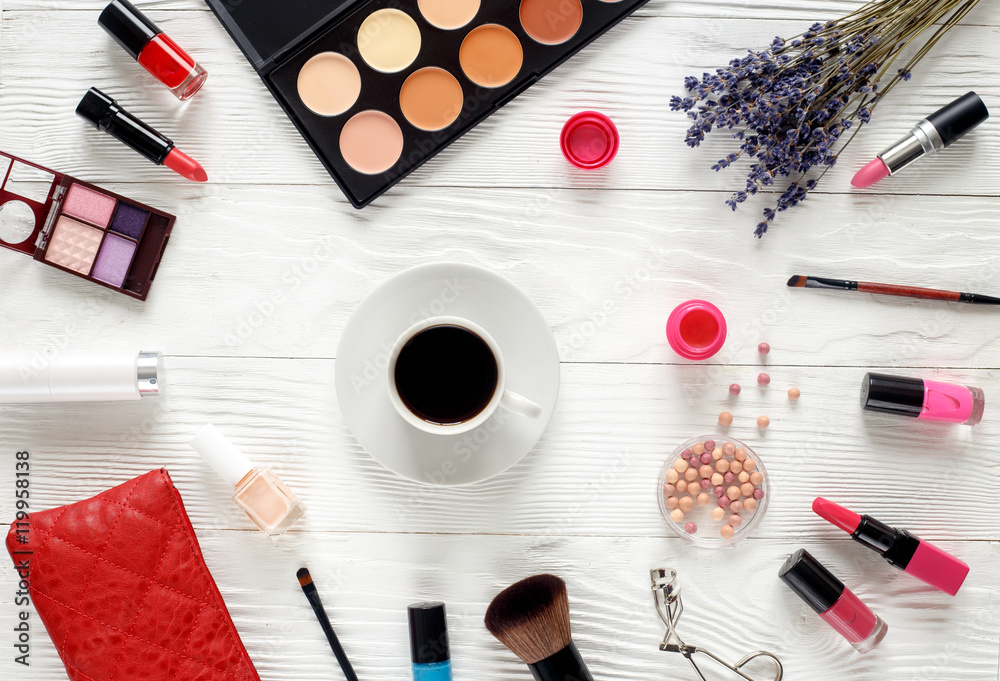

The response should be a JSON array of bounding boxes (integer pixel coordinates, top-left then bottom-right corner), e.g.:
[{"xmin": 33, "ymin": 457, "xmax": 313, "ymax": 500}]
[
  {"xmin": 99, "ymin": 0, "xmax": 208, "ymax": 100},
  {"xmin": 560, "ymin": 111, "xmax": 620, "ymax": 170},
  {"xmin": 666, "ymin": 300, "xmax": 727, "ymax": 360}
]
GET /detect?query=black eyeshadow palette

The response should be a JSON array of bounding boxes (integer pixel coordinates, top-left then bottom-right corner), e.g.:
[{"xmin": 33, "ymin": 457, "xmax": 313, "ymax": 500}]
[{"xmin": 207, "ymin": 0, "xmax": 650, "ymax": 208}]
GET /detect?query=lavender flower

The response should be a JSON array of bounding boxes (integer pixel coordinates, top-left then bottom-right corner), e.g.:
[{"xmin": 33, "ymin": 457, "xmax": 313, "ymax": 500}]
[{"xmin": 672, "ymin": 0, "xmax": 982, "ymax": 237}]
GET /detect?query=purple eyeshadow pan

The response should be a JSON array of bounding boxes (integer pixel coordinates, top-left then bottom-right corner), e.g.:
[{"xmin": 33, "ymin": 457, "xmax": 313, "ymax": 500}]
[
  {"xmin": 109, "ymin": 202, "xmax": 149, "ymax": 239},
  {"xmin": 91, "ymin": 234, "xmax": 137, "ymax": 288}
]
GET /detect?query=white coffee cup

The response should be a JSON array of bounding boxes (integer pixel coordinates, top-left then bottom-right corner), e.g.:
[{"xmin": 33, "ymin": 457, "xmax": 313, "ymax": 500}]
[{"xmin": 387, "ymin": 316, "xmax": 542, "ymax": 435}]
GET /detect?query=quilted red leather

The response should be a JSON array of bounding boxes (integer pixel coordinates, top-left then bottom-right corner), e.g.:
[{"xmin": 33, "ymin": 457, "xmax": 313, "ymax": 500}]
[{"xmin": 5, "ymin": 468, "xmax": 261, "ymax": 681}]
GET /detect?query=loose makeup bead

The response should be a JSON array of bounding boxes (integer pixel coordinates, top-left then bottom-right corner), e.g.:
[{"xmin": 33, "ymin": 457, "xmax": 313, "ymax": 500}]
[
  {"xmin": 713, "ymin": 485, "xmax": 725, "ymax": 497},
  {"xmin": 756, "ymin": 415, "xmax": 770, "ymax": 428},
  {"xmin": 663, "ymin": 483, "xmax": 675, "ymax": 496},
  {"xmin": 753, "ymin": 488, "xmax": 764, "ymax": 500},
  {"xmin": 723, "ymin": 442, "xmax": 736, "ymax": 456},
  {"xmin": 741, "ymin": 482, "xmax": 755, "ymax": 498},
  {"xmin": 681, "ymin": 448, "xmax": 693, "ymax": 460},
  {"xmin": 675, "ymin": 480, "xmax": 688, "ymax": 494},
  {"xmin": 700, "ymin": 453, "xmax": 713, "ymax": 465},
  {"xmin": 685, "ymin": 467, "xmax": 699, "ymax": 482},
  {"xmin": 757, "ymin": 373, "xmax": 770, "ymax": 386},
  {"xmin": 700, "ymin": 478, "xmax": 712, "ymax": 490},
  {"xmin": 743, "ymin": 458, "xmax": 756, "ymax": 472},
  {"xmin": 758, "ymin": 342, "xmax": 770, "ymax": 355},
  {"xmin": 733, "ymin": 448, "xmax": 747, "ymax": 462},
  {"xmin": 750, "ymin": 471, "xmax": 763, "ymax": 486},
  {"xmin": 738, "ymin": 471, "xmax": 750, "ymax": 484},
  {"xmin": 665, "ymin": 496, "xmax": 679, "ymax": 510},
  {"xmin": 712, "ymin": 507, "xmax": 726, "ymax": 521},
  {"xmin": 729, "ymin": 383, "xmax": 741, "ymax": 396},
  {"xmin": 788, "ymin": 387, "xmax": 801, "ymax": 400},
  {"xmin": 711, "ymin": 447, "xmax": 724, "ymax": 461},
  {"xmin": 718, "ymin": 411, "xmax": 733, "ymax": 426},
  {"xmin": 744, "ymin": 498, "xmax": 758, "ymax": 512},
  {"xmin": 729, "ymin": 514, "xmax": 743, "ymax": 528},
  {"xmin": 730, "ymin": 500, "xmax": 744, "ymax": 514},
  {"xmin": 715, "ymin": 459, "xmax": 730, "ymax": 473},
  {"xmin": 711, "ymin": 473, "xmax": 724, "ymax": 486},
  {"xmin": 692, "ymin": 443, "xmax": 706, "ymax": 456},
  {"xmin": 729, "ymin": 460, "xmax": 743, "ymax": 474},
  {"xmin": 670, "ymin": 509, "xmax": 685, "ymax": 522},
  {"xmin": 666, "ymin": 469, "xmax": 679, "ymax": 484},
  {"xmin": 723, "ymin": 471, "xmax": 735, "ymax": 484},
  {"xmin": 699, "ymin": 464, "xmax": 714, "ymax": 478},
  {"xmin": 726, "ymin": 486, "xmax": 741, "ymax": 500},
  {"xmin": 679, "ymin": 496, "xmax": 695, "ymax": 512},
  {"xmin": 674, "ymin": 458, "xmax": 690, "ymax": 473},
  {"xmin": 720, "ymin": 524, "xmax": 735, "ymax": 539},
  {"xmin": 718, "ymin": 496, "xmax": 731, "ymax": 509},
  {"xmin": 697, "ymin": 493, "xmax": 710, "ymax": 506},
  {"xmin": 703, "ymin": 439, "xmax": 716, "ymax": 452},
  {"xmin": 685, "ymin": 522, "xmax": 698, "ymax": 534}
]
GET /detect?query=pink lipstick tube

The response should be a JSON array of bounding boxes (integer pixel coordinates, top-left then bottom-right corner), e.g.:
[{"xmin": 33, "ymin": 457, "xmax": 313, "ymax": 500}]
[
  {"xmin": 813, "ymin": 498, "xmax": 970, "ymax": 596},
  {"xmin": 779, "ymin": 549, "xmax": 888, "ymax": 654},
  {"xmin": 862, "ymin": 372, "xmax": 984, "ymax": 426}
]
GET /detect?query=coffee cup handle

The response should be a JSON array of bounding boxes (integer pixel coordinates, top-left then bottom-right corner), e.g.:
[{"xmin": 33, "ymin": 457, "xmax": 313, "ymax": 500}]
[{"xmin": 500, "ymin": 389, "xmax": 542, "ymax": 419}]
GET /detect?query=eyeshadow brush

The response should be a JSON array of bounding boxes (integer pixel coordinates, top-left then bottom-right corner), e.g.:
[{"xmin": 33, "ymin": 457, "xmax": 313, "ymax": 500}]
[
  {"xmin": 787, "ymin": 275, "xmax": 1000, "ymax": 306},
  {"xmin": 297, "ymin": 568, "xmax": 360, "ymax": 681}
]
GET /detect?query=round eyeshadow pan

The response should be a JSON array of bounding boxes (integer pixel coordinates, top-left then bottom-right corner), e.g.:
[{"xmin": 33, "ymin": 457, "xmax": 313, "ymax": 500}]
[
  {"xmin": 459, "ymin": 24, "xmax": 523, "ymax": 88},
  {"xmin": 357, "ymin": 9, "xmax": 422, "ymax": 73},
  {"xmin": 298, "ymin": 52, "xmax": 362, "ymax": 116},
  {"xmin": 520, "ymin": 0, "xmax": 583, "ymax": 45},
  {"xmin": 417, "ymin": 0, "xmax": 481, "ymax": 30},
  {"xmin": 339, "ymin": 110, "xmax": 404, "ymax": 175},
  {"xmin": 400, "ymin": 68, "xmax": 464, "ymax": 131}
]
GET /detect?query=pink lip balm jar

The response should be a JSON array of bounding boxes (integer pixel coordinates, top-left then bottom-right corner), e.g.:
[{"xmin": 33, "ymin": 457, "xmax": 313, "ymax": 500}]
[
  {"xmin": 560, "ymin": 111, "xmax": 619, "ymax": 170},
  {"xmin": 666, "ymin": 300, "xmax": 727, "ymax": 360}
]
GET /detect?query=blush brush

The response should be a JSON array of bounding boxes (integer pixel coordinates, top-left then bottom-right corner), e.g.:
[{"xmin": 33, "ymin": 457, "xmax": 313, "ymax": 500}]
[
  {"xmin": 787, "ymin": 275, "xmax": 1000, "ymax": 305},
  {"xmin": 484, "ymin": 574, "xmax": 593, "ymax": 681}
]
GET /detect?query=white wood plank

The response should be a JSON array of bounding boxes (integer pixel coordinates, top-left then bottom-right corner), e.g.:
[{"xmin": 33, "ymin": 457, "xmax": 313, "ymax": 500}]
[
  {"xmin": 1, "ymin": 533, "xmax": 997, "ymax": 680},
  {"xmin": 0, "ymin": 14, "xmax": 997, "ymax": 195},
  {"xmin": 2, "ymin": 186, "xmax": 999, "ymax": 366},
  {"xmin": 1, "ymin": 359, "xmax": 998, "ymax": 539}
]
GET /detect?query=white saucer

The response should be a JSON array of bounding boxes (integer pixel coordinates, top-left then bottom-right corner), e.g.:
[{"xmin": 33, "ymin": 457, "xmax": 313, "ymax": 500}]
[{"xmin": 335, "ymin": 263, "xmax": 561, "ymax": 485}]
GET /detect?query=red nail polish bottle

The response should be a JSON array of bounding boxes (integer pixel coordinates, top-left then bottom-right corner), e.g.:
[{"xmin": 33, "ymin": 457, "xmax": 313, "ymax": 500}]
[{"xmin": 99, "ymin": 0, "xmax": 208, "ymax": 100}]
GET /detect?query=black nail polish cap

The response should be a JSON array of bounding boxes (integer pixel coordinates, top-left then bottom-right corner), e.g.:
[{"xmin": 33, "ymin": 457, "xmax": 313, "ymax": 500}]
[
  {"xmin": 408, "ymin": 602, "xmax": 450, "ymax": 664},
  {"xmin": 99, "ymin": 0, "xmax": 161, "ymax": 60},
  {"xmin": 779, "ymin": 548, "xmax": 845, "ymax": 614},
  {"xmin": 861, "ymin": 372, "xmax": 924, "ymax": 418}
]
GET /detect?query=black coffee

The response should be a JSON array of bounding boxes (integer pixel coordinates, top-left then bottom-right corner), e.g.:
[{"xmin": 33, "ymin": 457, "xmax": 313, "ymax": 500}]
[{"xmin": 394, "ymin": 324, "xmax": 499, "ymax": 425}]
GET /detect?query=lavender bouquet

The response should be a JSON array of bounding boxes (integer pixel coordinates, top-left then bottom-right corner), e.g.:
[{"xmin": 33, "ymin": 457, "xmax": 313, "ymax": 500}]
[{"xmin": 671, "ymin": 0, "xmax": 983, "ymax": 237}]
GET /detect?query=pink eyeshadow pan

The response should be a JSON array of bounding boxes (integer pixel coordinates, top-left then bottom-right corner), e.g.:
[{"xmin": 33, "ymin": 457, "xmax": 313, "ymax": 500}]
[
  {"xmin": 62, "ymin": 183, "xmax": 116, "ymax": 227},
  {"xmin": 44, "ymin": 216, "xmax": 104, "ymax": 275}
]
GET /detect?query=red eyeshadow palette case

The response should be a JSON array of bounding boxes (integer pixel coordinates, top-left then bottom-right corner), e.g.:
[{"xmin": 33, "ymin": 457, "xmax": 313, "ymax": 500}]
[
  {"xmin": 207, "ymin": 0, "xmax": 650, "ymax": 208},
  {"xmin": 0, "ymin": 152, "xmax": 175, "ymax": 301}
]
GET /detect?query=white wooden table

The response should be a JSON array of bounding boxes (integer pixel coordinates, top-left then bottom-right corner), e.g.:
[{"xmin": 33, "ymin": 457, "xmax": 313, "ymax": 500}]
[{"xmin": 2, "ymin": 1, "xmax": 999, "ymax": 679}]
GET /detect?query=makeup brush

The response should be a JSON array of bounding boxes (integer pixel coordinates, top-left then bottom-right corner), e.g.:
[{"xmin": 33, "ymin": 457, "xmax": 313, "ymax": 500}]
[
  {"xmin": 787, "ymin": 275, "xmax": 1000, "ymax": 306},
  {"xmin": 297, "ymin": 568, "xmax": 360, "ymax": 681},
  {"xmin": 484, "ymin": 574, "xmax": 593, "ymax": 681}
]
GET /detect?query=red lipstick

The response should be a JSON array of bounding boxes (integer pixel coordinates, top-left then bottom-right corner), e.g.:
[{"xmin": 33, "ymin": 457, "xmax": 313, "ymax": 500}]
[
  {"xmin": 813, "ymin": 498, "xmax": 970, "ymax": 596},
  {"xmin": 76, "ymin": 88, "xmax": 208, "ymax": 183},
  {"xmin": 779, "ymin": 549, "xmax": 888, "ymax": 654},
  {"xmin": 99, "ymin": 0, "xmax": 208, "ymax": 100}
]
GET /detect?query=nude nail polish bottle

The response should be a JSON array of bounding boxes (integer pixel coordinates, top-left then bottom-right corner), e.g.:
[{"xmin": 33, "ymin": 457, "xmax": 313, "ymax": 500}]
[{"xmin": 189, "ymin": 424, "xmax": 304, "ymax": 539}]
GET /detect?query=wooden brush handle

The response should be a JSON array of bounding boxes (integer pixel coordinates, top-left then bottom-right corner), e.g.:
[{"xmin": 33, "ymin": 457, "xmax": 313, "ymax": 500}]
[{"xmin": 857, "ymin": 282, "xmax": 962, "ymax": 302}]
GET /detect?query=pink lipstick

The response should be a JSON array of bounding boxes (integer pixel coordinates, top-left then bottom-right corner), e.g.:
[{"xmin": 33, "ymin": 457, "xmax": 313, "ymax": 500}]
[
  {"xmin": 779, "ymin": 549, "xmax": 888, "ymax": 654},
  {"xmin": 862, "ymin": 372, "xmax": 984, "ymax": 426},
  {"xmin": 851, "ymin": 92, "xmax": 988, "ymax": 188},
  {"xmin": 813, "ymin": 498, "xmax": 969, "ymax": 596}
]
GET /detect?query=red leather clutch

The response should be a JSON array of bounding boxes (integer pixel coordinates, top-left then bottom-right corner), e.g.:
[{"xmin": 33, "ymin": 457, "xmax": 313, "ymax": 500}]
[{"xmin": 5, "ymin": 468, "xmax": 261, "ymax": 681}]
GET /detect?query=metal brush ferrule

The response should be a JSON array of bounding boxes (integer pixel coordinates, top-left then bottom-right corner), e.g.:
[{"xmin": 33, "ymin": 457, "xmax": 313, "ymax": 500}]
[{"xmin": 880, "ymin": 120, "xmax": 945, "ymax": 175}]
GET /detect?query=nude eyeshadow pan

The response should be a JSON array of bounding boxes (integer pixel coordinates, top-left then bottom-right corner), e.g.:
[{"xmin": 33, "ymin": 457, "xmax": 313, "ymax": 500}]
[{"xmin": 207, "ymin": 0, "xmax": 650, "ymax": 208}]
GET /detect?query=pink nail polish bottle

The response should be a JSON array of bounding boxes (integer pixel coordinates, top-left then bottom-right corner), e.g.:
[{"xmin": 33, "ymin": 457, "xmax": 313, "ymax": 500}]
[{"xmin": 862, "ymin": 372, "xmax": 984, "ymax": 425}]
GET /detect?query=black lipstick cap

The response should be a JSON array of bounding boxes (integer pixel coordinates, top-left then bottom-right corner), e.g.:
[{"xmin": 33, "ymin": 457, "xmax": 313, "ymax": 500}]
[
  {"xmin": 926, "ymin": 92, "xmax": 989, "ymax": 147},
  {"xmin": 99, "ymin": 0, "xmax": 161, "ymax": 60},
  {"xmin": 408, "ymin": 602, "xmax": 450, "ymax": 664},
  {"xmin": 76, "ymin": 88, "xmax": 173, "ymax": 165},
  {"xmin": 779, "ymin": 549, "xmax": 845, "ymax": 614},
  {"xmin": 861, "ymin": 372, "xmax": 924, "ymax": 418}
]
